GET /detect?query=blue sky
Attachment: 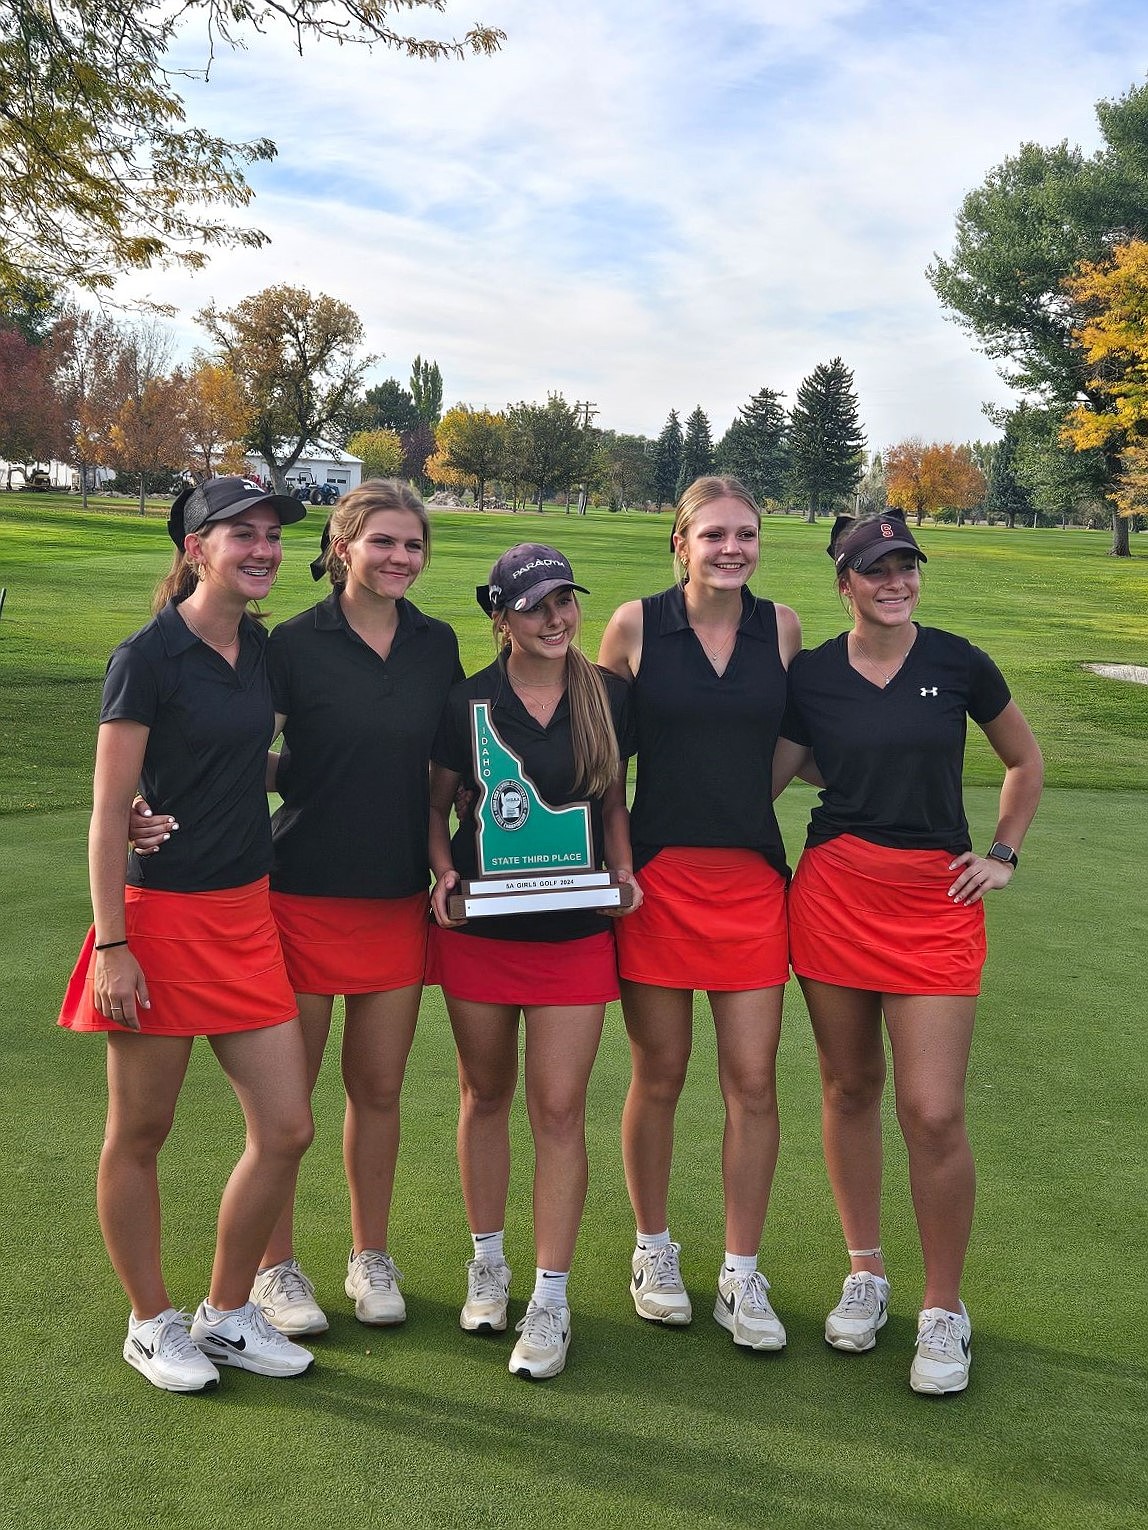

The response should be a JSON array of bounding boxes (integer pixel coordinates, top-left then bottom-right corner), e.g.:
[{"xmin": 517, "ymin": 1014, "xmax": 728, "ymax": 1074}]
[{"xmin": 128, "ymin": 0, "xmax": 1148, "ymax": 451}]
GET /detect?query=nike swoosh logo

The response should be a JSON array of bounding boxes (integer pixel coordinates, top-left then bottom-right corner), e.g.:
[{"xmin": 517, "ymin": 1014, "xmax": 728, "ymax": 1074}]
[
  {"xmin": 203, "ymin": 1332, "xmax": 247, "ymax": 1352},
  {"xmin": 721, "ymin": 1290, "xmax": 736, "ymax": 1314},
  {"xmin": 633, "ymin": 1270, "xmax": 646, "ymax": 1289},
  {"xmin": 961, "ymin": 1338, "xmax": 971, "ymax": 1357},
  {"xmin": 131, "ymin": 1338, "xmax": 154, "ymax": 1359}
]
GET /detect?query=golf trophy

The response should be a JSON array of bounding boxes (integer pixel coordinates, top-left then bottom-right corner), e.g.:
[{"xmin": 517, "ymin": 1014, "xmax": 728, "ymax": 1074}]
[{"xmin": 447, "ymin": 700, "xmax": 634, "ymax": 920}]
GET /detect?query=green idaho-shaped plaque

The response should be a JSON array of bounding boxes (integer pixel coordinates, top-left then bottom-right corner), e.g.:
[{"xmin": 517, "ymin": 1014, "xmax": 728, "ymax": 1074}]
[{"xmin": 471, "ymin": 701, "xmax": 594, "ymax": 875}]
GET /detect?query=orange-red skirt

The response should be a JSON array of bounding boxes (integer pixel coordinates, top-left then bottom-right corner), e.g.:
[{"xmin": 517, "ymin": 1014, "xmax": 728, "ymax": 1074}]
[
  {"xmin": 426, "ymin": 927, "xmax": 619, "ymax": 1007},
  {"xmin": 58, "ymin": 878, "xmax": 298, "ymax": 1036},
  {"xmin": 615, "ymin": 847, "xmax": 789, "ymax": 991},
  {"xmin": 788, "ymin": 835, "xmax": 986, "ymax": 996},
  {"xmin": 270, "ymin": 890, "xmax": 429, "ymax": 996}
]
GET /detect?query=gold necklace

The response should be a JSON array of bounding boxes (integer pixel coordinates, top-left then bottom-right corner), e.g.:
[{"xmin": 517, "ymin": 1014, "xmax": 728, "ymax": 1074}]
[
  {"xmin": 181, "ymin": 608, "xmax": 240, "ymax": 655},
  {"xmin": 851, "ymin": 631, "xmax": 914, "ymax": 687}
]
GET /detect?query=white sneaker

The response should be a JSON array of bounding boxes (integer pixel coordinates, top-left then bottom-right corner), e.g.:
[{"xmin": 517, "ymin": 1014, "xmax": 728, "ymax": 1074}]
[
  {"xmin": 825, "ymin": 1271, "xmax": 890, "ymax": 1352},
  {"xmin": 251, "ymin": 1259, "xmax": 329, "ymax": 1336},
  {"xmin": 713, "ymin": 1269, "xmax": 786, "ymax": 1351},
  {"xmin": 460, "ymin": 1257, "xmax": 512, "ymax": 1333},
  {"xmin": 910, "ymin": 1303, "xmax": 971, "ymax": 1395},
  {"xmin": 190, "ymin": 1300, "xmax": 314, "ymax": 1377},
  {"xmin": 509, "ymin": 1299, "xmax": 571, "ymax": 1380},
  {"xmin": 124, "ymin": 1308, "xmax": 219, "ymax": 1393},
  {"xmin": 630, "ymin": 1241, "xmax": 692, "ymax": 1325},
  {"xmin": 345, "ymin": 1249, "xmax": 406, "ymax": 1325}
]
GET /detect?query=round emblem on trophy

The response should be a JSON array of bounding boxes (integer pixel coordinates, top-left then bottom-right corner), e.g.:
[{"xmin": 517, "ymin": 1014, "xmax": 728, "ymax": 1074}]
[{"xmin": 490, "ymin": 780, "xmax": 529, "ymax": 830}]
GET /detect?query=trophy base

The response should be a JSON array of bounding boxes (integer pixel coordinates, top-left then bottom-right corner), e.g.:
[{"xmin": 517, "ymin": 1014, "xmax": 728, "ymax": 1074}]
[{"xmin": 447, "ymin": 870, "xmax": 634, "ymax": 921}]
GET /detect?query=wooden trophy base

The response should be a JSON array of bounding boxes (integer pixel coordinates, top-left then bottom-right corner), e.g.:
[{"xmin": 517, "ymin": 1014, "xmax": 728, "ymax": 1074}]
[{"xmin": 447, "ymin": 869, "xmax": 635, "ymax": 921}]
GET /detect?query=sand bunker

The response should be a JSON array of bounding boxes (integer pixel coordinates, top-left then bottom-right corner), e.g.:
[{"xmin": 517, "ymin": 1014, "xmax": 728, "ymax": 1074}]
[{"xmin": 1085, "ymin": 663, "xmax": 1148, "ymax": 684}]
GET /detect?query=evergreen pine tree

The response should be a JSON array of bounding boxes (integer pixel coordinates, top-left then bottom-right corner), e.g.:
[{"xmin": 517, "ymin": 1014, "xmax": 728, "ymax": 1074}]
[
  {"xmin": 715, "ymin": 387, "xmax": 789, "ymax": 504},
  {"xmin": 652, "ymin": 408, "xmax": 684, "ymax": 507},
  {"xmin": 676, "ymin": 406, "xmax": 715, "ymax": 497},
  {"xmin": 788, "ymin": 357, "xmax": 866, "ymax": 522}
]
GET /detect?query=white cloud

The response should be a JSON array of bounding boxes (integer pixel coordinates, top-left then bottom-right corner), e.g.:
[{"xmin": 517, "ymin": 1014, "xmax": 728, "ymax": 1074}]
[{"xmin": 115, "ymin": 0, "xmax": 1148, "ymax": 448}]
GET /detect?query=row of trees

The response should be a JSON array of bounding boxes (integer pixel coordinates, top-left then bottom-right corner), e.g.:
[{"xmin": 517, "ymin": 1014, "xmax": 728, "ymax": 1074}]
[
  {"xmin": 1, "ymin": 282, "xmax": 877, "ymax": 521},
  {"xmin": 423, "ymin": 359, "xmax": 868, "ymax": 519},
  {"xmin": 0, "ymin": 282, "xmax": 454, "ymax": 508},
  {"xmin": 6, "ymin": 284, "xmax": 1085, "ymax": 527}
]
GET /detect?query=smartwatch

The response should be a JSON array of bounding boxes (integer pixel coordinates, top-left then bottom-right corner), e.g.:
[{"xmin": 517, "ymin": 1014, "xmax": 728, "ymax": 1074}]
[{"xmin": 987, "ymin": 841, "xmax": 1019, "ymax": 869}]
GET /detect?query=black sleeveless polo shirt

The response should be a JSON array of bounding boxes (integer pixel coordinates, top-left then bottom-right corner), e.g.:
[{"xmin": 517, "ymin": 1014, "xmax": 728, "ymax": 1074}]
[{"xmin": 628, "ymin": 585, "xmax": 789, "ymax": 878}]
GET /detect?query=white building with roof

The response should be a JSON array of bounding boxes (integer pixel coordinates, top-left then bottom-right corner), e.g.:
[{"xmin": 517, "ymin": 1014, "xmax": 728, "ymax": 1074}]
[{"xmin": 245, "ymin": 442, "xmax": 362, "ymax": 496}]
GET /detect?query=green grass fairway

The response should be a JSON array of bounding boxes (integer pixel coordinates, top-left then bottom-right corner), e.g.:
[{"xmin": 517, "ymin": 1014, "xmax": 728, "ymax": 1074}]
[{"xmin": 1, "ymin": 499, "xmax": 1145, "ymax": 1528}]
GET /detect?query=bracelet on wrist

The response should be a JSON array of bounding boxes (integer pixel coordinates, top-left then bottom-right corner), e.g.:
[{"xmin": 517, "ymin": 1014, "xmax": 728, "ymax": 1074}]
[{"xmin": 95, "ymin": 939, "xmax": 129, "ymax": 951}]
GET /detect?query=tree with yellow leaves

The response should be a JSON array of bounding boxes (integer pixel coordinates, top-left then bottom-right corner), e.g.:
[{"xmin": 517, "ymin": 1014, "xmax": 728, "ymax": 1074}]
[
  {"xmin": 1061, "ymin": 239, "xmax": 1148, "ymax": 529},
  {"xmin": 183, "ymin": 360, "xmax": 250, "ymax": 480},
  {"xmin": 348, "ymin": 428, "xmax": 405, "ymax": 481},
  {"xmin": 435, "ymin": 405, "xmax": 507, "ymax": 509}
]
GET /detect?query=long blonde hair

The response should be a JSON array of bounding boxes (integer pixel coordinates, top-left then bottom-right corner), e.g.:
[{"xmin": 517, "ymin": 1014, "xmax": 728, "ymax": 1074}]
[
  {"xmin": 671, "ymin": 475, "xmax": 762, "ymax": 585},
  {"xmin": 321, "ymin": 479, "xmax": 431, "ymax": 586},
  {"xmin": 493, "ymin": 610, "xmax": 621, "ymax": 799}
]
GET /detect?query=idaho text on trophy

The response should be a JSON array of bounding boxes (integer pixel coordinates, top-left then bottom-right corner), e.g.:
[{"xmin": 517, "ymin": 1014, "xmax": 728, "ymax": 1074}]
[{"xmin": 447, "ymin": 701, "xmax": 634, "ymax": 920}]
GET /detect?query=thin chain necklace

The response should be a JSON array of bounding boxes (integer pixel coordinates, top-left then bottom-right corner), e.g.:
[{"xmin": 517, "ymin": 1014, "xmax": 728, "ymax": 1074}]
[
  {"xmin": 851, "ymin": 630, "xmax": 915, "ymax": 687},
  {"xmin": 690, "ymin": 624, "xmax": 739, "ymax": 664},
  {"xmin": 511, "ymin": 674, "xmax": 566, "ymax": 690},
  {"xmin": 181, "ymin": 607, "xmax": 240, "ymax": 656},
  {"xmin": 508, "ymin": 667, "xmax": 566, "ymax": 717}
]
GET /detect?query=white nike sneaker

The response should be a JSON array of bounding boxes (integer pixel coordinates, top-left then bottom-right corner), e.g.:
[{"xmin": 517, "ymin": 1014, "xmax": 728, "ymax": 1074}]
[
  {"xmin": 460, "ymin": 1256, "xmax": 512, "ymax": 1333},
  {"xmin": 124, "ymin": 1308, "xmax": 219, "ymax": 1393},
  {"xmin": 190, "ymin": 1300, "xmax": 314, "ymax": 1377},
  {"xmin": 345, "ymin": 1249, "xmax": 406, "ymax": 1325},
  {"xmin": 630, "ymin": 1241, "xmax": 692, "ymax": 1325},
  {"xmin": 251, "ymin": 1258, "xmax": 329, "ymax": 1336},
  {"xmin": 910, "ymin": 1303, "xmax": 971, "ymax": 1395},
  {"xmin": 713, "ymin": 1269, "xmax": 786, "ymax": 1350},
  {"xmin": 509, "ymin": 1299, "xmax": 571, "ymax": 1380},
  {"xmin": 825, "ymin": 1271, "xmax": 890, "ymax": 1352}
]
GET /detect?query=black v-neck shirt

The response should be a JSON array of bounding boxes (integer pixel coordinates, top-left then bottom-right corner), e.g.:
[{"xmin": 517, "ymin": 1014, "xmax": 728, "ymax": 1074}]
[
  {"xmin": 627, "ymin": 585, "xmax": 789, "ymax": 877},
  {"xmin": 782, "ymin": 625, "xmax": 1011, "ymax": 854}
]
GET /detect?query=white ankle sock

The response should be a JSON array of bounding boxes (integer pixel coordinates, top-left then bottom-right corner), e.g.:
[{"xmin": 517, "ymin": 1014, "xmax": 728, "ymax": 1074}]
[
  {"xmin": 533, "ymin": 1268, "xmax": 569, "ymax": 1306},
  {"xmin": 636, "ymin": 1228, "xmax": 671, "ymax": 1251},
  {"xmin": 722, "ymin": 1252, "xmax": 758, "ymax": 1279},
  {"xmin": 472, "ymin": 1230, "xmax": 505, "ymax": 1263}
]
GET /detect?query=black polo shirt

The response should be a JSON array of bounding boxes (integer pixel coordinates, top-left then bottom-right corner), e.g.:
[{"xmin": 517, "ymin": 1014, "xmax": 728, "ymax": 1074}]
[
  {"xmin": 100, "ymin": 599, "xmax": 276, "ymax": 892},
  {"xmin": 628, "ymin": 585, "xmax": 790, "ymax": 877},
  {"xmin": 782, "ymin": 625, "xmax": 1012, "ymax": 854},
  {"xmin": 267, "ymin": 591, "xmax": 462, "ymax": 898},
  {"xmin": 432, "ymin": 654, "xmax": 635, "ymax": 942}
]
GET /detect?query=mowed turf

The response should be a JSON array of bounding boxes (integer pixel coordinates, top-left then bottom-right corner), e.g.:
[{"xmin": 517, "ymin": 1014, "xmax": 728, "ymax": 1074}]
[{"xmin": 0, "ymin": 498, "xmax": 1145, "ymax": 1529}]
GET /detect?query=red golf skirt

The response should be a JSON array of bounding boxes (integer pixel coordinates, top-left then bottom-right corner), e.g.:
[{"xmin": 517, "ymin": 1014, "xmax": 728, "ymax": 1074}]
[
  {"xmin": 788, "ymin": 835, "xmax": 986, "ymax": 996},
  {"xmin": 270, "ymin": 890, "xmax": 429, "ymax": 996},
  {"xmin": 426, "ymin": 927, "xmax": 619, "ymax": 1007},
  {"xmin": 615, "ymin": 847, "xmax": 789, "ymax": 992},
  {"xmin": 58, "ymin": 878, "xmax": 298, "ymax": 1036}
]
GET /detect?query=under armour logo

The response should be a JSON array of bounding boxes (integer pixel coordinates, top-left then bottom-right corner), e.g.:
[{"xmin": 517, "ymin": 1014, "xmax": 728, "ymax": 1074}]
[
  {"xmin": 881, "ymin": 522, "xmax": 895, "ymax": 537},
  {"xmin": 920, "ymin": 686, "xmax": 939, "ymax": 697}
]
